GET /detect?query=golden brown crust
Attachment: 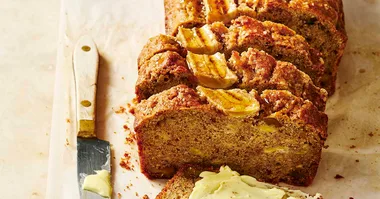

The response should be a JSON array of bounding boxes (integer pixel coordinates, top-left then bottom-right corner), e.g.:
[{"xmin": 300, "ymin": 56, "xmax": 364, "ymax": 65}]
[
  {"xmin": 229, "ymin": 48, "xmax": 327, "ymax": 111},
  {"xmin": 137, "ymin": 34, "xmax": 187, "ymax": 68},
  {"xmin": 134, "ymin": 85, "xmax": 327, "ymax": 186},
  {"xmin": 135, "ymin": 52, "xmax": 197, "ymax": 101},
  {"xmin": 164, "ymin": 0, "xmax": 205, "ymax": 35},
  {"xmin": 224, "ymin": 16, "xmax": 325, "ymax": 84},
  {"xmin": 164, "ymin": 0, "xmax": 348, "ymax": 95}
]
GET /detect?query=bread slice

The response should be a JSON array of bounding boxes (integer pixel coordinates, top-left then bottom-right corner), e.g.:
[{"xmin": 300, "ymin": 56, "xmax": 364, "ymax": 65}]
[
  {"xmin": 230, "ymin": 48, "xmax": 327, "ymax": 111},
  {"xmin": 164, "ymin": 0, "xmax": 347, "ymax": 95},
  {"xmin": 175, "ymin": 16, "xmax": 324, "ymax": 86},
  {"xmin": 135, "ymin": 51, "xmax": 197, "ymax": 101},
  {"xmin": 137, "ymin": 34, "xmax": 187, "ymax": 69},
  {"xmin": 156, "ymin": 165, "xmax": 323, "ymax": 199},
  {"xmin": 135, "ymin": 36, "xmax": 327, "ymax": 110},
  {"xmin": 134, "ymin": 85, "xmax": 327, "ymax": 186}
]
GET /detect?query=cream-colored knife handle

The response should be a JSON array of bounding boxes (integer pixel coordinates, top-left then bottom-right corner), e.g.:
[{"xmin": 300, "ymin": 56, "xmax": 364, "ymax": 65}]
[{"xmin": 74, "ymin": 35, "xmax": 99, "ymax": 138}]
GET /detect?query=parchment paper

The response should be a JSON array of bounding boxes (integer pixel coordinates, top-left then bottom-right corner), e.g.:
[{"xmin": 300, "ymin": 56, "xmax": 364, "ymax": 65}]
[{"xmin": 46, "ymin": 0, "xmax": 380, "ymax": 198}]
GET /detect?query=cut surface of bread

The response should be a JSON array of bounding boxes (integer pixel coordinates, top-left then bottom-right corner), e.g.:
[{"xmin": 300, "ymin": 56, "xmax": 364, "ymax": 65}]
[
  {"xmin": 164, "ymin": 0, "xmax": 347, "ymax": 95},
  {"xmin": 136, "ymin": 35, "xmax": 327, "ymax": 110},
  {"xmin": 156, "ymin": 165, "xmax": 323, "ymax": 199},
  {"xmin": 134, "ymin": 85, "xmax": 327, "ymax": 186}
]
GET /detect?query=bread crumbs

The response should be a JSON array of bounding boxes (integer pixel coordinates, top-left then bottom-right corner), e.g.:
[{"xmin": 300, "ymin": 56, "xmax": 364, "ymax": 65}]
[
  {"xmin": 349, "ymin": 145, "xmax": 356, "ymax": 149},
  {"xmin": 355, "ymin": 159, "xmax": 359, "ymax": 163},
  {"xmin": 117, "ymin": 193, "xmax": 122, "ymax": 198},
  {"xmin": 114, "ymin": 106, "xmax": 126, "ymax": 114},
  {"xmin": 66, "ymin": 118, "xmax": 71, "ymax": 123},
  {"xmin": 369, "ymin": 132, "xmax": 374, "ymax": 137},
  {"xmin": 125, "ymin": 133, "xmax": 137, "ymax": 144},
  {"xmin": 123, "ymin": 125, "xmax": 130, "ymax": 131},
  {"xmin": 126, "ymin": 183, "xmax": 133, "ymax": 189},
  {"xmin": 120, "ymin": 152, "xmax": 133, "ymax": 171},
  {"xmin": 334, "ymin": 174, "xmax": 344, "ymax": 179},
  {"xmin": 142, "ymin": 195, "xmax": 150, "ymax": 199},
  {"xmin": 135, "ymin": 192, "xmax": 139, "ymax": 197}
]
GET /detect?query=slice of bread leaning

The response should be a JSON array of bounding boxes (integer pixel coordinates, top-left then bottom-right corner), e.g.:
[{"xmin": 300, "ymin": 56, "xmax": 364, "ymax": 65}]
[
  {"xmin": 156, "ymin": 165, "xmax": 323, "ymax": 199},
  {"xmin": 134, "ymin": 85, "xmax": 327, "ymax": 186}
]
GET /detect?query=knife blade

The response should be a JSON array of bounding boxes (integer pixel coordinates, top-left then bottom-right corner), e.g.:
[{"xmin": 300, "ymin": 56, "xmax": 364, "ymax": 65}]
[{"xmin": 73, "ymin": 35, "xmax": 111, "ymax": 199}]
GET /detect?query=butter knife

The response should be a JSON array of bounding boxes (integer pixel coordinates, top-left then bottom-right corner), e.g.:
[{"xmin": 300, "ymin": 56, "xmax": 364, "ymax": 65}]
[{"xmin": 73, "ymin": 35, "xmax": 111, "ymax": 198}]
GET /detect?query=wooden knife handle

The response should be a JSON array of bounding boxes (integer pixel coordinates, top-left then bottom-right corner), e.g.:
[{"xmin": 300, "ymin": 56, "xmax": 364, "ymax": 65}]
[{"xmin": 73, "ymin": 35, "xmax": 99, "ymax": 138}]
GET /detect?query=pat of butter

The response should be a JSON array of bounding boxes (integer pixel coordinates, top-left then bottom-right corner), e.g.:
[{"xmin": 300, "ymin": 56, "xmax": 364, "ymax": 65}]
[
  {"xmin": 82, "ymin": 170, "xmax": 112, "ymax": 198},
  {"xmin": 189, "ymin": 166, "xmax": 322, "ymax": 199}
]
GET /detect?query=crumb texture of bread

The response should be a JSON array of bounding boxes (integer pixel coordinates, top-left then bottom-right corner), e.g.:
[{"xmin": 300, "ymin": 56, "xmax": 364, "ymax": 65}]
[
  {"xmin": 164, "ymin": 0, "xmax": 347, "ymax": 94},
  {"xmin": 134, "ymin": 85, "xmax": 327, "ymax": 186}
]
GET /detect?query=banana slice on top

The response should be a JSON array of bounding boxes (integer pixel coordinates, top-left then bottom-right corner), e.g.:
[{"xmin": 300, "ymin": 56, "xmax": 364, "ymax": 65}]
[
  {"xmin": 197, "ymin": 86, "xmax": 260, "ymax": 117},
  {"xmin": 176, "ymin": 25, "xmax": 222, "ymax": 54},
  {"xmin": 187, "ymin": 52, "xmax": 238, "ymax": 89}
]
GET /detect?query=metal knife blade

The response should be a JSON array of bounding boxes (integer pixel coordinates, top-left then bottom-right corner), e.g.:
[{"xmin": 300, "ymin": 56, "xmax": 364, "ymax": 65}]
[{"xmin": 73, "ymin": 35, "xmax": 111, "ymax": 199}]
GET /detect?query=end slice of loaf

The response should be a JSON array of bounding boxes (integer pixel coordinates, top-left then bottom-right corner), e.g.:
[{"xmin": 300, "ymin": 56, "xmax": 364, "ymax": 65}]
[
  {"xmin": 155, "ymin": 165, "xmax": 323, "ymax": 199},
  {"xmin": 134, "ymin": 85, "xmax": 327, "ymax": 186}
]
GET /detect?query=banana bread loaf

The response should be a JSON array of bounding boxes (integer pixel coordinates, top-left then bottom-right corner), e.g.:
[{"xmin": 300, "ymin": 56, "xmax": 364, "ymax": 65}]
[
  {"xmin": 156, "ymin": 165, "xmax": 323, "ymax": 199},
  {"xmin": 164, "ymin": 0, "xmax": 347, "ymax": 95},
  {"xmin": 134, "ymin": 85, "xmax": 328, "ymax": 186}
]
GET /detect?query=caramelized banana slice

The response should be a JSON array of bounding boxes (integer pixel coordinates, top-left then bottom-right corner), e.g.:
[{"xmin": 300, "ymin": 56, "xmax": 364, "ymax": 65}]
[
  {"xmin": 197, "ymin": 86, "xmax": 260, "ymax": 117},
  {"xmin": 187, "ymin": 52, "xmax": 238, "ymax": 88},
  {"xmin": 176, "ymin": 25, "xmax": 222, "ymax": 54},
  {"xmin": 204, "ymin": 0, "xmax": 238, "ymax": 23}
]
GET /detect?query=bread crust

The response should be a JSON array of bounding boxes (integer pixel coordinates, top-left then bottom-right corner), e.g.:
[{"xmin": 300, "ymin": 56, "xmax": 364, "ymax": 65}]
[
  {"xmin": 135, "ymin": 51, "xmax": 197, "ymax": 101},
  {"xmin": 164, "ymin": 0, "xmax": 348, "ymax": 95},
  {"xmin": 137, "ymin": 34, "xmax": 187, "ymax": 68}
]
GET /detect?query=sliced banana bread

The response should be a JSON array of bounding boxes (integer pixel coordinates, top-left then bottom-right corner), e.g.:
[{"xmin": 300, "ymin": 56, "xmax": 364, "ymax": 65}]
[
  {"xmin": 134, "ymin": 85, "xmax": 328, "ymax": 186},
  {"xmin": 175, "ymin": 16, "xmax": 325, "ymax": 86},
  {"xmin": 164, "ymin": 0, "xmax": 347, "ymax": 94},
  {"xmin": 229, "ymin": 48, "xmax": 327, "ymax": 111},
  {"xmin": 135, "ymin": 35, "xmax": 327, "ymax": 110},
  {"xmin": 156, "ymin": 165, "xmax": 323, "ymax": 199}
]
